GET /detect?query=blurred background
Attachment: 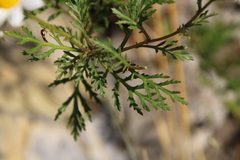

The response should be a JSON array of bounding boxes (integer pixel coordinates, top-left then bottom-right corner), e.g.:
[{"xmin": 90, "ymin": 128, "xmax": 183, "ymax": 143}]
[{"xmin": 0, "ymin": 0, "xmax": 240, "ymax": 160}]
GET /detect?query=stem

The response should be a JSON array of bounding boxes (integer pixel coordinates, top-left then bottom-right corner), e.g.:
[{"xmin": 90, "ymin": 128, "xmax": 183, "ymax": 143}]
[
  {"xmin": 122, "ymin": 0, "xmax": 216, "ymax": 52},
  {"xmin": 118, "ymin": 30, "xmax": 133, "ymax": 51},
  {"xmin": 106, "ymin": 100, "xmax": 138, "ymax": 160},
  {"xmin": 44, "ymin": 42, "xmax": 77, "ymax": 51},
  {"xmin": 122, "ymin": 31, "xmax": 177, "ymax": 52},
  {"xmin": 185, "ymin": 0, "xmax": 216, "ymax": 27}
]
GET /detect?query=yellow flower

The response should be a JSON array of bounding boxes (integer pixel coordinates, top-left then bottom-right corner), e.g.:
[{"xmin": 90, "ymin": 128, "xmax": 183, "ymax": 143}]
[{"xmin": 0, "ymin": 0, "xmax": 45, "ymax": 27}]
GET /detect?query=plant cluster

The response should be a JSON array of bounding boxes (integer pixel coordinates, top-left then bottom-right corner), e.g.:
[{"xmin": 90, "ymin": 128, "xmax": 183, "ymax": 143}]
[{"xmin": 5, "ymin": 0, "xmax": 219, "ymax": 140}]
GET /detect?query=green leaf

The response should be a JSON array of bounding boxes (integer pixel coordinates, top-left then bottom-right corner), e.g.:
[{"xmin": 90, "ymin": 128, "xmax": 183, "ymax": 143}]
[
  {"xmin": 54, "ymin": 94, "xmax": 74, "ymax": 120},
  {"xmin": 28, "ymin": 48, "xmax": 56, "ymax": 61},
  {"xmin": 128, "ymin": 91, "xmax": 143, "ymax": 115},
  {"xmin": 144, "ymin": 0, "xmax": 175, "ymax": 5},
  {"xmin": 170, "ymin": 51, "xmax": 194, "ymax": 61},
  {"xmin": 192, "ymin": 11, "xmax": 218, "ymax": 25},
  {"xmin": 65, "ymin": 87, "xmax": 90, "ymax": 141},
  {"xmin": 112, "ymin": 81, "xmax": 122, "ymax": 111},
  {"xmin": 112, "ymin": 8, "xmax": 137, "ymax": 29},
  {"xmin": 48, "ymin": 11, "xmax": 62, "ymax": 21},
  {"xmin": 77, "ymin": 90, "xmax": 92, "ymax": 122},
  {"xmin": 22, "ymin": 45, "xmax": 43, "ymax": 55},
  {"xmin": 6, "ymin": 26, "xmax": 77, "ymax": 62},
  {"xmin": 138, "ymin": 95, "xmax": 150, "ymax": 111}
]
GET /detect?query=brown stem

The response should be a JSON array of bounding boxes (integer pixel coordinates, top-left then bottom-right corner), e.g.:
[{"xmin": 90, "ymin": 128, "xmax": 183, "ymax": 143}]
[{"xmin": 122, "ymin": 0, "xmax": 217, "ymax": 52}]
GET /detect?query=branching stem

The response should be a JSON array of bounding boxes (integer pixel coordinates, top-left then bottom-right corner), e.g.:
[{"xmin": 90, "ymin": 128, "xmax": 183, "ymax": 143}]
[{"xmin": 122, "ymin": 0, "xmax": 217, "ymax": 52}]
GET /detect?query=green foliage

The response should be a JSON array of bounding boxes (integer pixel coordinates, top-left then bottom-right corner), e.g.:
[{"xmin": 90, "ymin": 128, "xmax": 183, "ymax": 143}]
[
  {"xmin": 140, "ymin": 40, "xmax": 193, "ymax": 61},
  {"xmin": 177, "ymin": 0, "xmax": 219, "ymax": 38},
  {"xmin": 192, "ymin": 11, "xmax": 218, "ymax": 26},
  {"xmin": 5, "ymin": 0, "xmax": 219, "ymax": 140},
  {"xmin": 5, "ymin": 26, "xmax": 76, "ymax": 61},
  {"xmin": 190, "ymin": 21, "xmax": 240, "ymax": 119},
  {"xmin": 191, "ymin": 22, "xmax": 238, "ymax": 60},
  {"xmin": 190, "ymin": 21, "xmax": 239, "ymax": 79},
  {"xmin": 112, "ymin": 0, "xmax": 174, "ymax": 39}
]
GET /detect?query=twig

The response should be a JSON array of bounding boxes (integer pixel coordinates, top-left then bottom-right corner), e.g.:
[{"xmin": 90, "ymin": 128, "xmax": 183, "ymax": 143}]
[{"xmin": 122, "ymin": 0, "xmax": 217, "ymax": 52}]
